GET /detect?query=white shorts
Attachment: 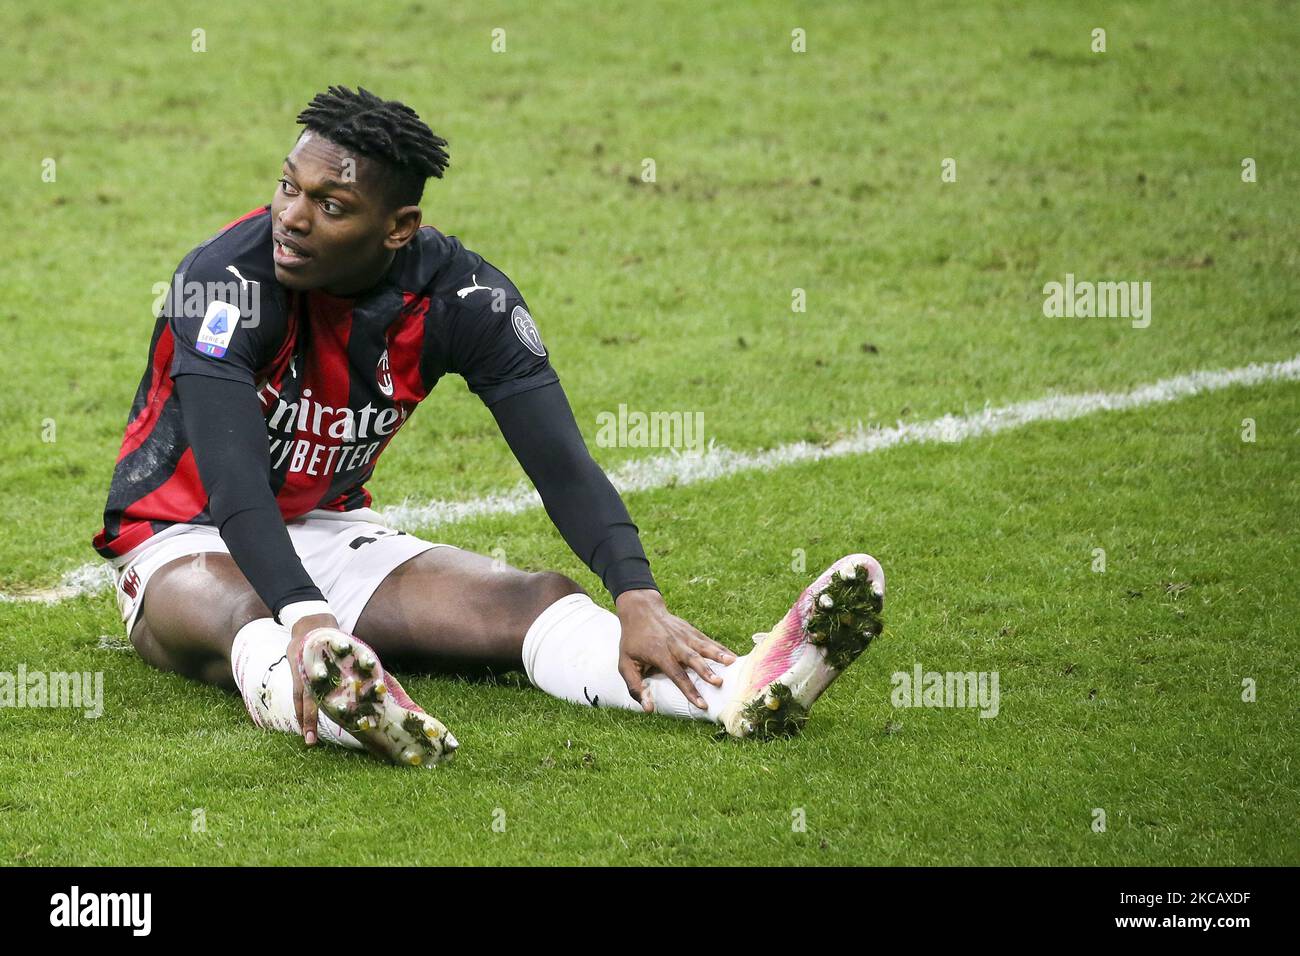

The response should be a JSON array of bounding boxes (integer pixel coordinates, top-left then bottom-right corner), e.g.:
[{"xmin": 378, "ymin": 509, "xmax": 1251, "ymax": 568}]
[{"xmin": 109, "ymin": 508, "xmax": 454, "ymax": 638}]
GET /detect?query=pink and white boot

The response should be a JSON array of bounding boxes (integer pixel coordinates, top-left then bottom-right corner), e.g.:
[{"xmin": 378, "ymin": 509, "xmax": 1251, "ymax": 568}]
[
  {"xmin": 298, "ymin": 628, "xmax": 458, "ymax": 768},
  {"xmin": 719, "ymin": 553, "xmax": 886, "ymax": 739}
]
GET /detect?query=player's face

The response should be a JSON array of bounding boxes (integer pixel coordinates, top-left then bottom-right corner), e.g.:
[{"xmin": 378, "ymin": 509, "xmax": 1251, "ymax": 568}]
[{"xmin": 270, "ymin": 131, "xmax": 420, "ymax": 296}]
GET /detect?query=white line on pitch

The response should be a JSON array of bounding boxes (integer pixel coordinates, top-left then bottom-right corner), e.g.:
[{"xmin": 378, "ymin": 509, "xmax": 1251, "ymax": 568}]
[{"xmin": 5, "ymin": 353, "xmax": 1297, "ymax": 605}]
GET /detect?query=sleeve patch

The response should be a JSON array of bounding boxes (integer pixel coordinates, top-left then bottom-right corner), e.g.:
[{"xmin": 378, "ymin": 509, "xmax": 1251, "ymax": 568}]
[
  {"xmin": 195, "ymin": 300, "xmax": 241, "ymax": 358},
  {"xmin": 511, "ymin": 305, "xmax": 546, "ymax": 357}
]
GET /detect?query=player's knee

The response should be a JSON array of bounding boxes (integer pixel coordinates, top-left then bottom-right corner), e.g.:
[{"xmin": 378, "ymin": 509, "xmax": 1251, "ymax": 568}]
[
  {"xmin": 148, "ymin": 555, "xmax": 270, "ymax": 644},
  {"xmin": 197, "ymin": 657, "xmax": 236, "ymax": 691},
  {"xmin": 178, "ymin": 556, "xmax": 270, "ymax": 635},
  {"xmin": 225, "ymin": 588, "xmax": 273, "ymax": 636},
  {"xmin": 528, "ymin": 570, "xmax": 585, "ymax": 609}
]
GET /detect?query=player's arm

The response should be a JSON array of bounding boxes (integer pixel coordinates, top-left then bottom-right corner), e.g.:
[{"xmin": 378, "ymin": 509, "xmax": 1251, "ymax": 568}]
[
  {"xmin": 489, "ymin": 380, "xmax": 655, "ymax": 597},
  {"xmin": 173, "ymin": 374, "xmax": 333, "ymax": 743},
  {"xmin": 438, "ymin": 269, "xmax": 734, "ymax": 706},
  {"xmin": 166, "ymin": 272, "xmax": 332, "ymax": 743},
  {"xmin": 176, "ymin": 375, "xmax": 320, "ymax": 613},
  {"xmin": 488, "ymin": 380, "xmax": 736, "ymax": 709}
]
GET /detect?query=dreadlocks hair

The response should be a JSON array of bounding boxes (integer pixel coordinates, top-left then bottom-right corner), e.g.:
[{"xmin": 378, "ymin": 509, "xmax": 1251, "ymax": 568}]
[{"xmin": 295, "ymin": 85, "xmax": 449, "ymax": 208}]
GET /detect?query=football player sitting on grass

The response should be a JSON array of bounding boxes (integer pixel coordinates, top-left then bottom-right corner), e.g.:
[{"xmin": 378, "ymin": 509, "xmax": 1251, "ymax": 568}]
[{"xmin": 93, "ymin": 86, "xmax": 885, "ymax": 767}]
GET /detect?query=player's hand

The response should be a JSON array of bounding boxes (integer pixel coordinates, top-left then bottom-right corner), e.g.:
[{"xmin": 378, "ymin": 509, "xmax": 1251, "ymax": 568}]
[
  {"xmin": 287, "ymin": 613, "xmax": 340, "ymax": 746},
  {"xmin": 614, "ymin": 589, "xmax": 736, "ymax": 711}
]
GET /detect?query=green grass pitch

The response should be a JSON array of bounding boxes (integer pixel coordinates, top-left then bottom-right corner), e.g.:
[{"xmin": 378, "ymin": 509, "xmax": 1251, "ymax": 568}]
[{"xmin": 0, "ymin": 0, "xmax": 1296, "ymax": 865}]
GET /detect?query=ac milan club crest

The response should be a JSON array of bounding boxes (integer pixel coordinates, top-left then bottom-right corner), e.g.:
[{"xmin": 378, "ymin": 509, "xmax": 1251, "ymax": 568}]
[{"xmin": 121, "ymin": 568, "xmax": 141, "ymax": 600}]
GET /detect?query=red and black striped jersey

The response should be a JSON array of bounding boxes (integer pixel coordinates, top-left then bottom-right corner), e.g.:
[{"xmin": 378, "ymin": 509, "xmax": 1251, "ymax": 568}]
[{"xmin": 93, "ymin": 206, "xmax": 556, "ymax": 560}]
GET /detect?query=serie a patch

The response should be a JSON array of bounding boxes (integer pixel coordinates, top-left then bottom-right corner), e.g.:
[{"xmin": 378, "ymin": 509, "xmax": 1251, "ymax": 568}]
[{"xmin": 196, "ymin": 299, "xmax": 241, "ymax": 358}]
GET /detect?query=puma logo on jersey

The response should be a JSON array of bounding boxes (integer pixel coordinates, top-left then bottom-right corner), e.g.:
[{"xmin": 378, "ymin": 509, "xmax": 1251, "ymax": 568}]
[
  {"xmin": 225, "ymin": 265, "xmax": 259, "ymax": 292},
  {"xmin": 456, "ymin": 274, "xmax": 491, "ymax": 298}
]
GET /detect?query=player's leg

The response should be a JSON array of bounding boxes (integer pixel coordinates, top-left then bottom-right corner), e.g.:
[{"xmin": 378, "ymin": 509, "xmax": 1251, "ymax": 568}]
[
  {"xmin": 122, "ymin": 544, "xmax": 448, "ymax": 763},
  {"xmin": 294, "ymin": 522, "xmax": 694, "ymax": 721},
  {"xmin": 350, "ymin": 543, "xmax": 888, "ymax": 736},
  {"xmin": 353, "ymin": 545, "xmax": 710, "ymax": 714},
  {"xmin": 351, "ymin": 545, "xmax": 585, "ymax": 674},
  {"xmin": 126, "ymin": 551, "xmax": 355, "ymax": 743},
  {"xmin": 511, "ymin": 553, "xmax": 886, "ymax": 734},
  {"xmin": 354, "ymin": 544, "xmax": 700, "ymax": 714},
  {"xmin": 127, "ymin": 552, "xmax": 267, "ymax": 690}
]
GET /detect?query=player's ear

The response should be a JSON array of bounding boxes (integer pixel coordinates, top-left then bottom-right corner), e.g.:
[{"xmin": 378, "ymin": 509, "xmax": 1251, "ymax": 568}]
[{"xmin": 385, "ymin": 206, "xmax": 422, "ymax": 249}]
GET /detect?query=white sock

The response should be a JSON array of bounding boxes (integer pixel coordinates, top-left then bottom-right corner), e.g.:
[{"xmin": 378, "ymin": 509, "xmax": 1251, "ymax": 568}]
[
  {"xmin": 230, "ymin": 618, "xmax": 362, "ymax": 749},
  {"xmin": 521, "ymin": 592, "xmax": 745, "ymax": 722}
]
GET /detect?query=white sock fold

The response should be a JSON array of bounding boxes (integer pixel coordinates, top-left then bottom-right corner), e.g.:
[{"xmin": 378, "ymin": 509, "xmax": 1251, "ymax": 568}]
[
  {"xmin": 230, "ymin": 618, "xmax": 362, "ymax": 749},
  {"xmin": 521, "ymin": 592, "xmax": 742, "ymax": 722}
]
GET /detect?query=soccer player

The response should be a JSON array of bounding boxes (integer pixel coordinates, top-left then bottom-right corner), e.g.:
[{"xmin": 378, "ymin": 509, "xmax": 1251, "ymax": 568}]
[{"xmin": 92, "ymin": 86, "xmax": 886, "ymax": 767}]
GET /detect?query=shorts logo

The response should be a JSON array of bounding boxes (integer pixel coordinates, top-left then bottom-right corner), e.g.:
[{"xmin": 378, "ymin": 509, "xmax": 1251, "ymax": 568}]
[
  {"xmin": 121, "ymin": 568, "xmax": 141, "ymax": 600},
  {"xmin": 511, "ymin": 305, "xmax": 546, "ymax": 357},
  {"xmin": 117, "ymin": 567, "xmax": 142, "ymax": 622},
  {"xmin": 376, "ymin": 349, "xmax": 394, "ymax": 397},
  {"xmin": 196, "ymin": 300, "xmax": 241, "ymax": 358}
]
